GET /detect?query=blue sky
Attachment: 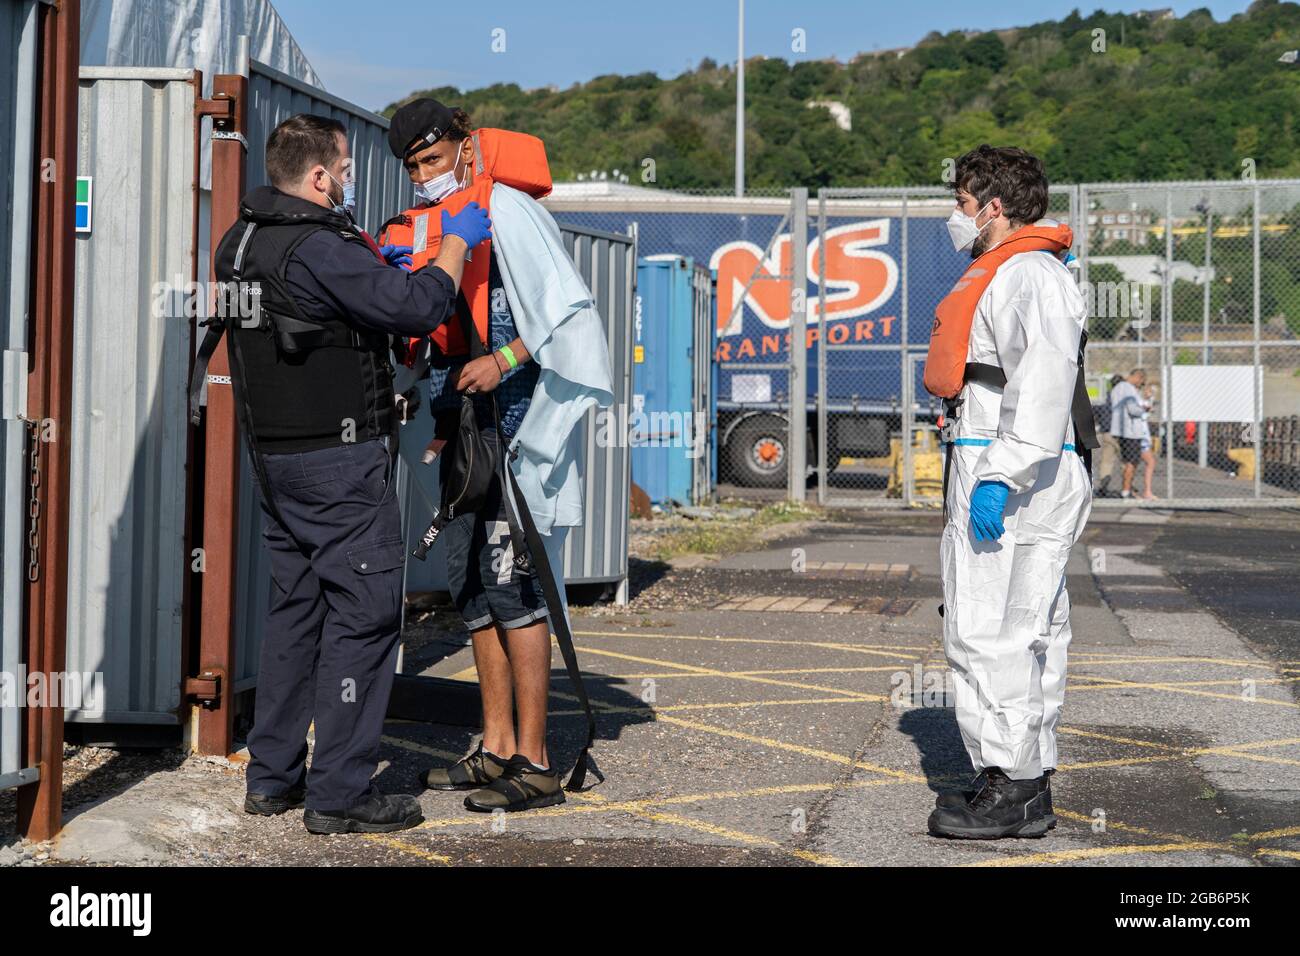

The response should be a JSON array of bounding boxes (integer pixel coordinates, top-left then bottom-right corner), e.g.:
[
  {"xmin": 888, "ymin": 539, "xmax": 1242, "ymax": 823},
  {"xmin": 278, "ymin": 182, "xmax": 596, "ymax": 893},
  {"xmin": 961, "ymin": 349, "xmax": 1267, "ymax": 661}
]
[{"xmin": 270, "ymin": 0, "xmax": 1255, "ymax": 113}]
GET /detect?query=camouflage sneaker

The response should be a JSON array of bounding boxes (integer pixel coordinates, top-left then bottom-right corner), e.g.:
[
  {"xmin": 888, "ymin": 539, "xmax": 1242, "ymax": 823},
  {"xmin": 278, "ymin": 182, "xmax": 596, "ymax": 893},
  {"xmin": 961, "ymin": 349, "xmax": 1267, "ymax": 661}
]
[
  {"xmin": 420, "ymin": 745, "xmax": 509, "ymax": 792},
  {"xmin": 463, "ymin": 755, "xmax": 565, "ymax": 813}
]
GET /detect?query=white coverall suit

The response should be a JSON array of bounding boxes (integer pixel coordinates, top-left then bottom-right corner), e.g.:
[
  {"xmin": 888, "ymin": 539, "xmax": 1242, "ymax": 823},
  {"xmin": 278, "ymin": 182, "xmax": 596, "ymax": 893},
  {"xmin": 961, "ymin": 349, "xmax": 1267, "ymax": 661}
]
[{"xmin": 941, "ymin": 247, "xmax": 1091, "ymax": 781}]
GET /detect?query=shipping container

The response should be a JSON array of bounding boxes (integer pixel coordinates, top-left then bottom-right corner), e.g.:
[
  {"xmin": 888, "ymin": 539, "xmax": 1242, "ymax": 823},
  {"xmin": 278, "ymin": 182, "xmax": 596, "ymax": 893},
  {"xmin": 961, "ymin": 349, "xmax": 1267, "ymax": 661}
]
[{"xmin": 632, "ymin": 256, "xmax": 715, "ymax": 507}]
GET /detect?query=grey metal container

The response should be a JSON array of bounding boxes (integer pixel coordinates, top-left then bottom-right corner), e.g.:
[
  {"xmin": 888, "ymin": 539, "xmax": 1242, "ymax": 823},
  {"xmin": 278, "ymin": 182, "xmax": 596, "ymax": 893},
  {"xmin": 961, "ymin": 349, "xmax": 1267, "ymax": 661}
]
[
  {"xmin": 558, "ymin": 224, "xmax": 635, "ymax": 594},
  {"xmin": 62, "ymin": 67, "xmax": 200, "ymax": 725},
  {"xmin": 0, "ymin": 0, "xmax": 40, "ymax": 786}
]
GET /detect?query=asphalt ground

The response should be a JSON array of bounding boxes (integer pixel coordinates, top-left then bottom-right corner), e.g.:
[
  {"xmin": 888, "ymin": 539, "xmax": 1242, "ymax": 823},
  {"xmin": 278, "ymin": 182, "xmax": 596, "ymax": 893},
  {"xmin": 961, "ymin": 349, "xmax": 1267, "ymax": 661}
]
[{"xmin": 7, "ymin": 505, "xmax": 1299, "ymax": 867}]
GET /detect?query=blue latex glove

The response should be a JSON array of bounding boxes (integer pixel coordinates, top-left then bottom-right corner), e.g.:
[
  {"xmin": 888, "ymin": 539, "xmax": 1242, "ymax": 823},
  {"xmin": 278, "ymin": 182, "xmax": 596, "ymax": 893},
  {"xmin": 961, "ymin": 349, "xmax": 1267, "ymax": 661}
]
[
  {"xmin": 969, "ymin": 480, "xmax": 1010, "ymax": 542},
  {"xmin": 379, "ymin": 243, "xmax": 412, "ymax": 270},
  {"xmin": 441, "ymin": 201, "xmax": 492, "ymax": 249}
]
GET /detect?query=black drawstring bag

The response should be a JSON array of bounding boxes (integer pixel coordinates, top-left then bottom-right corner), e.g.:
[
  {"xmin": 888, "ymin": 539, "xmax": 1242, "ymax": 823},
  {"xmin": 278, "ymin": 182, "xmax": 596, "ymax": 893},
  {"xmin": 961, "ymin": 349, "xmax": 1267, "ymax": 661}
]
[
  {"xmin": 411, "ymin": 308, "xmax": 497, "ymax": 560},
  {"xmin": 439, "ymin": 392, "xmax": 497, "ymax": 520}
]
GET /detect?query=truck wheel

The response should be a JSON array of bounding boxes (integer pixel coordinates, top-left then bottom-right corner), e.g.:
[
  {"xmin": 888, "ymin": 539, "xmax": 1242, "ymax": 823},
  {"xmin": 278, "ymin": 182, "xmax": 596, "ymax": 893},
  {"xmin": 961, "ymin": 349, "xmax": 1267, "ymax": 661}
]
[{"xmin": 728, "ymin": 415, "xmax": 789, "ymax": 488}]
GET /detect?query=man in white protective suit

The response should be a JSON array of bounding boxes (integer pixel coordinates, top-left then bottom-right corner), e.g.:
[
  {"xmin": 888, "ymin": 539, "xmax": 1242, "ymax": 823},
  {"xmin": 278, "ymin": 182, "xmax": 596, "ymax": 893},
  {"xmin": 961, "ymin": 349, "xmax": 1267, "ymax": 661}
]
[{"xmin": 922, "ymin": 145, "xmax": 1097, "ymax": 840}]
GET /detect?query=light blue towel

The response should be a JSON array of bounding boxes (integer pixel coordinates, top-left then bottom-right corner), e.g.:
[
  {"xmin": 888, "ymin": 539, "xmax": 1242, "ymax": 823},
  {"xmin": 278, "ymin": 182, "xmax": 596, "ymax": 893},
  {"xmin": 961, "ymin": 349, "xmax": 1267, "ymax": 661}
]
[{"xmin": 488, "ymin": 184, "xmax": 615, "ymax": 534}]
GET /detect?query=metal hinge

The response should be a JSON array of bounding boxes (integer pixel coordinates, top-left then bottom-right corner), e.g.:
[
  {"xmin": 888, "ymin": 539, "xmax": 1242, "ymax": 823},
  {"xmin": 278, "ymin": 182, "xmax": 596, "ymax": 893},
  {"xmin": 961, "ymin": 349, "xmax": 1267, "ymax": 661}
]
[
  {"xmin": 185, "ymin": 671, "xmax": 222, "ymax": 707},
  {"xmin": 197, "ymin": 94, "xmax": 247, "ymax": 151}
]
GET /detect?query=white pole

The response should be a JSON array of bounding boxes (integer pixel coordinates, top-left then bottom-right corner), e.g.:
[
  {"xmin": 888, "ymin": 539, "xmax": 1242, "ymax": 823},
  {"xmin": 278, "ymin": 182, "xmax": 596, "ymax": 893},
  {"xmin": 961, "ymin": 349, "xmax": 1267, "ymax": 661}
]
[{"xmin": 735, "ymin": 0, "xmax": 745, "ymax": 198}]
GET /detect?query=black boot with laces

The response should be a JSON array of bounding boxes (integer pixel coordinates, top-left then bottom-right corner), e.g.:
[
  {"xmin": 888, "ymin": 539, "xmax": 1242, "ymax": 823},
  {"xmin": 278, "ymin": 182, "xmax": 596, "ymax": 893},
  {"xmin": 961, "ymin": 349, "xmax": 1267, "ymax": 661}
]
[{"xmin": 927, "ymin": 767, "xmax": 1050, "ymax": 839}]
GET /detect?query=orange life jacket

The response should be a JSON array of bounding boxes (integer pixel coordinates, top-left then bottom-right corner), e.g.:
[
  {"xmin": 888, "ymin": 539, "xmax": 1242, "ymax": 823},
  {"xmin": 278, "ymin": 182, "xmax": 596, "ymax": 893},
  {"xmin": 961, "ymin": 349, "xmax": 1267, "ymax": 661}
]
[
  {"xmin": 923, "ymin": 223, "xmax": 1073, "ymax": 399},
  {"xmin": 378, "ymin": 128, "xmax": 552, "ymax": 358}
]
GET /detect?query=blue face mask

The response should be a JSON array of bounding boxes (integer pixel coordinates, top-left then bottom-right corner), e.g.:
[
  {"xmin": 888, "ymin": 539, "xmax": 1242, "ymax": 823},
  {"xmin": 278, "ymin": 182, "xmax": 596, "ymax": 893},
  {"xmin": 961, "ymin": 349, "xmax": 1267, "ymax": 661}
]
[{"xmin": 327, "ymin": 170, "xmax": 356, "ymax": 221}]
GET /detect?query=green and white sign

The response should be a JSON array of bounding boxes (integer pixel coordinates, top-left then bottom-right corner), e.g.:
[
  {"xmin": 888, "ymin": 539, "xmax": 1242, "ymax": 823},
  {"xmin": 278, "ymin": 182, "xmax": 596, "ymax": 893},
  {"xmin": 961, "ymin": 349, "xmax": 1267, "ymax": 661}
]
[{"xmin": 75, "ymin": 176, "xmax": 92, "ymax": 233}]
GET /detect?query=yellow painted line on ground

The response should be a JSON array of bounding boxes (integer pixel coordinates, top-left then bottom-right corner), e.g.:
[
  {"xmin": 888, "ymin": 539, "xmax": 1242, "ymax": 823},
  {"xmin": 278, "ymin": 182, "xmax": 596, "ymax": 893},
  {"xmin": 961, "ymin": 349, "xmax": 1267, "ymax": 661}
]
[
  {"xmin": 1055, "ymin": 736, "xmax": 1300, "ymax": 774},
  {"xmin": 651, "ymin": 711, "xmax": 925, "ymax": 783},
  {"xmin": 1056, "ymin": 727, "xmax": 1179, "ymax": 751},
  {"xmin": 1054, "ymin": 734, "xmax": 1300, "ymax": 773},
  {"xmin": 1057, "ymin": 753, "xmax": 1185, "ymax": 772},
  {"xmin": 963, "ymin": 841, "xmax": 1235, "ymax": 867},
  {"xmin": 375, "ymin": 737, "xmax": 855, "ymax": 867},
  {"xmin": 573, "ymin": 791, "xmax": 849, "ymax": 866},
  {"xmin": 378, "ymin": 733, "xmax": 1266, "ymax": 866},
  {"xmin": 1191, "ymin": 749, "xmax": 1300, "ymax": 769},
  {"xmin": 577, "ymin": 643, "xmax": 888, "ymax": 702},
  {"xmin": 449, "ymin": 665, "xmax": 479, "ymax": 682},
  {"xmin": 1071, "ymin": 676, "xmax": 1288, "ymax": 690},
  {"xmin": 382, "ymin": 733, "xmax": 906, "ymax": 815},
  {"xmin": 381, "ymin": 735, "xmax": 462, "ymax": 763},
  {"xmin": 1249, "ymin": 824, "xmax": 1300, "ymax": 841},
  {"xmin": 574, "ymin": 628, "xmax": 926, "ymax": 661},
  {"xmin": 1067, "ymin": 674, "xmax": 1300, "ymax": 709},
  {"xmin": 550, "ymin": 696, "xmax": 877, "ymax": 718},
  {"xmin": 359, "ymin": 832, "xmax": 453, "ymax": 864},
  {"xmin": 1068, "ymin": 656, "xmax": 1276, "ymax": 670},
  {"xmin": 1257, "ymin": 848, "xmax": 1300, "ymax": 861},
  {"xmin": 1052, "ymin": 808, "xmax": 1203, "ymax": 846},
  {"xmin": 606, "ymin": 665, "xmax": 908, "ymax": 680}
]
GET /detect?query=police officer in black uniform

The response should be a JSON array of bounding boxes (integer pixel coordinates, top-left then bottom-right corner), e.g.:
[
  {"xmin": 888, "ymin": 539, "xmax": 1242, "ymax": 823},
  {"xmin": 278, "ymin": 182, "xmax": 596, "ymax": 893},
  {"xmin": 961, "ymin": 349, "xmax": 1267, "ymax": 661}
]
[{"xmin": 202, "ymin": 114, "xmax": 491, "ymax": 834}]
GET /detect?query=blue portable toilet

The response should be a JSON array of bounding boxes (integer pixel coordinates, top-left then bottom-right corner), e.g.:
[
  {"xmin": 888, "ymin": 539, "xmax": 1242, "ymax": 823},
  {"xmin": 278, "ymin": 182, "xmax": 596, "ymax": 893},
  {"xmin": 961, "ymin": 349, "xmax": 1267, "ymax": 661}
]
[{"xmin": 632, "ymin": 256, "xmax": 715, "ymax": 507}]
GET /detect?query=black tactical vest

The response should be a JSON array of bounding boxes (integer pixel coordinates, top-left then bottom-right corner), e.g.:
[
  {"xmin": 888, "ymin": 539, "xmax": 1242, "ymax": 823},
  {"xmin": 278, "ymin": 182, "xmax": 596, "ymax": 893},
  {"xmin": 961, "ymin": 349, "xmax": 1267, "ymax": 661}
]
[{"xmin": 207, "ymin": 189, "xmax": 396, "ymax": 455}]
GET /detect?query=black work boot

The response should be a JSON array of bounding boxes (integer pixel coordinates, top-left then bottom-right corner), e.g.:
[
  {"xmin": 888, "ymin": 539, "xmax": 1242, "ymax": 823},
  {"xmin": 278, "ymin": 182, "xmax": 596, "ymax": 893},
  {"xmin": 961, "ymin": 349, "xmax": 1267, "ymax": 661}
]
[
  {"xmin": 934, "ymin": 770, "xmax": 987, "ymax": 811},
  {"xmin": 935, "ymin": 769, "xmax": 1057, "ymax": 829},
  {"xmin": 244, "ymin": 780, "xmax": 307, "ymax": 816},
  {"xmin": 927, "ymin": 767, "xmax": 1050, "ymax": 839},
  {"xmin": 1040, "ymin": 769, "xmax": 1057, "ymax": 829},
  {"xmin": 303, "ymin": 788, "xmax": 424, "ymax": 835}
]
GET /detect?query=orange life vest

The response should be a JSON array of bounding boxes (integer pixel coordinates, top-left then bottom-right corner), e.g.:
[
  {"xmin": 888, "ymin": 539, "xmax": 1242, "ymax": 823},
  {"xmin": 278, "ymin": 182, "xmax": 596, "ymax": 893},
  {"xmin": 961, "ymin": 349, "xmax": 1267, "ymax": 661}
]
[
  {"xmin": 923, "ymin": 223, "xmax": 1073, "ymax": 399},
  {"xmin": 378, "ymin": 128, "xmax": 552, "ymax": 357}
]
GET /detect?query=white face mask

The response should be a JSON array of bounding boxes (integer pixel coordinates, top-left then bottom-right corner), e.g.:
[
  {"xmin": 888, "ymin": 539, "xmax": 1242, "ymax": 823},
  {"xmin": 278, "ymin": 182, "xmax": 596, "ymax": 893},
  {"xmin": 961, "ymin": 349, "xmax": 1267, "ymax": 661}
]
[
  {"xmin": 414, "ymin": 149, "xmax": 466, "ymax": 205},
  {"xmin": 325, "ymin": 169, "xmax": 356, "ymax": 221},
  {"xmin": 947, "ymin": 200, "xmax": 994, "ymax": 252}
]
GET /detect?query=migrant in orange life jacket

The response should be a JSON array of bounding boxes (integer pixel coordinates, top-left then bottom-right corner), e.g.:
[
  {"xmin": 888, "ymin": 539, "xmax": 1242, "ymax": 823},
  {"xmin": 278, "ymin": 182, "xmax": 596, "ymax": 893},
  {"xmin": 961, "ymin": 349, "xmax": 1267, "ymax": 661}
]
[
  {"xmin": 923, "ymin": 222, "xmax": 1074, "ymax": 399},
  {"xmin": 378, "ymin": 128, "xmax": 552, "ymax": 359}
]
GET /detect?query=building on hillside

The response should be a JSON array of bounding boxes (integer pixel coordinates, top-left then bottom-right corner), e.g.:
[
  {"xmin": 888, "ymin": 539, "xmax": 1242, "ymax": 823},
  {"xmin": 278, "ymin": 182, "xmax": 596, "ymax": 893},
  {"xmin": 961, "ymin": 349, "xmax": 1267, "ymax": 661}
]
[{"xmin": 1088, "ymin": 209, "xmax": 1156, "ymax": 246}]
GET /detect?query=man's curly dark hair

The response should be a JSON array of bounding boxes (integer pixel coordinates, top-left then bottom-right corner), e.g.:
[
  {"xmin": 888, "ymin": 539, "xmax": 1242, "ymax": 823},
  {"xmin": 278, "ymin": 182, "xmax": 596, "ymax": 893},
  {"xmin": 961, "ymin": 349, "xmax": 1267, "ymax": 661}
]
[
  {"xmin": 444, "ymin": 108, "xmax": 474, "ymax": 142},
  {"xmin": 949, "ymin": 145, "xmax": 1049, "ymax": 227}
]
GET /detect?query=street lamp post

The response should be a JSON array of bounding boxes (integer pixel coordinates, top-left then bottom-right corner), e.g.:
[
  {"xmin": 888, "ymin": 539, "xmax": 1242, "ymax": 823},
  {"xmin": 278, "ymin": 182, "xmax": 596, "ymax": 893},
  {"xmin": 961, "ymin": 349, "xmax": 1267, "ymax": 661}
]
[{"xmin": 735, "ymin": 0, "xmax": 744, "ymax": 198}]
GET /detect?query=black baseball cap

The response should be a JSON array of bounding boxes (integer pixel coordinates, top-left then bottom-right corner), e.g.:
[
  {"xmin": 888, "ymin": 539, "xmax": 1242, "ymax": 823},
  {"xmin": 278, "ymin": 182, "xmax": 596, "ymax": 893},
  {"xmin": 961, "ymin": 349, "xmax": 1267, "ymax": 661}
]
[{"xmin": 387, "ymin": 98, "xmax": 457, "ymax": 160}]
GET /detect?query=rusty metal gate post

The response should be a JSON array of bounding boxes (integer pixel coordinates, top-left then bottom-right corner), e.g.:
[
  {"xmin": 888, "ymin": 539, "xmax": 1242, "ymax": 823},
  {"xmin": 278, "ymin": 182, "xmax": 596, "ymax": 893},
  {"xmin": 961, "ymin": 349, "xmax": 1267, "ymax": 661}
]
[
  {"xmin": 189, "ymin": 74, "xmax": 247, "ymax": 757},
  {"xmin": 17, "ymin": 0, "xmax": 79, "ymax": 842}
]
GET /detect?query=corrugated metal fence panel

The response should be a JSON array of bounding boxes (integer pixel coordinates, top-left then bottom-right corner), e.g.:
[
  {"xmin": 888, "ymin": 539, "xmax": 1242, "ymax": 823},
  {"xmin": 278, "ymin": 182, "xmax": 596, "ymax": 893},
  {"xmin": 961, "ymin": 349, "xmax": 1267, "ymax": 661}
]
[
  {"xmin": 245, "ymin": 60, "xmax": 413, "ymax": 236},
  {"xmin": 560, "ymin": 225, "xmax": 635, "ymax": 585},
  {"xmin": 64, "ymin": 69, "xmax": 198, "ymax": 723},
  {"xmin": 234, "ymin": 62, "xmax": 414, "ymax": 690},
  {"xmin": 0, "ymin": 0, "xmax": 39, "ymax": 783}
]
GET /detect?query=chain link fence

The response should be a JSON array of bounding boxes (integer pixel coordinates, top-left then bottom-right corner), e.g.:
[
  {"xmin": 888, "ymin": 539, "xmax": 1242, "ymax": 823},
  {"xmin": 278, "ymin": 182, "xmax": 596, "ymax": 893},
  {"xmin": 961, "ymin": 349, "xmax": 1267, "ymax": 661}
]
[
  {"xmin": 544, "ymin": 179, "xmax": 1300, "ymax": 510},
  {"xmin": 1080, "ymin": 180, "xmax": 1300, "ymax": 505}
]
